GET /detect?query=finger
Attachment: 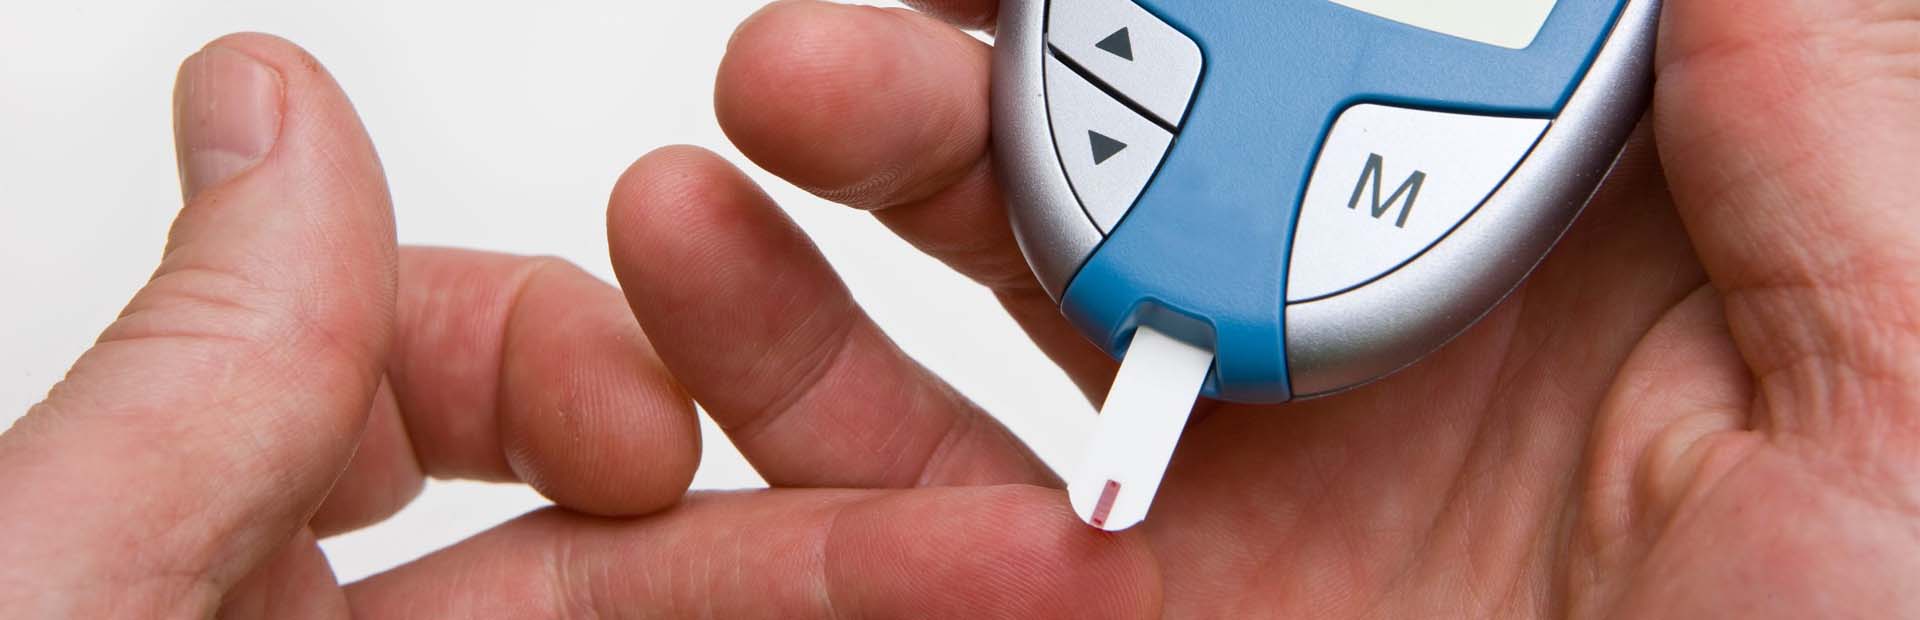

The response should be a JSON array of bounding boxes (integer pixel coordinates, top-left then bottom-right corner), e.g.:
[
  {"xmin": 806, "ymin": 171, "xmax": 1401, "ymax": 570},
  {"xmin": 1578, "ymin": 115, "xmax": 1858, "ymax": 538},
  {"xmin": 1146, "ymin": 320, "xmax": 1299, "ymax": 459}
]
[
  {"xmin": 309, "ymin": 379, "xmax": 421, "ymax": 536},
  {"xmin": 345, "ymin": 486, "xmax": 1161, "ymax": 619},
  {"xmin": 718, "ymin": 1, "xmax": 1118, "ymax": 398},
  {"xmin": 0, "ymin": 33, "xmax": 393, "ymax": 613},
  {"xmin": 217, "ymin": 528, "xmax": 347, "ymax": 619},
  {"xmin": 311, "ymin": 248, "xmax": 701, "ymax": 535},
  {"xmin": 721, "ymin": 2, "xmax": 987, "ymax": 214},
  {"xmin": 1581, "ymin": 287, "xmax": 1755, "ymax": 558},
  {"xmin": 900, "ymin": 0, "xmax": 998, "ymax": 30},
  {"xmin": 1655, "ymin": 0, "xmax": 1920, "ymax": 437},
  {"xmin": 608, "ymin": 147, "xmax": 1055, "ymax": 488}
]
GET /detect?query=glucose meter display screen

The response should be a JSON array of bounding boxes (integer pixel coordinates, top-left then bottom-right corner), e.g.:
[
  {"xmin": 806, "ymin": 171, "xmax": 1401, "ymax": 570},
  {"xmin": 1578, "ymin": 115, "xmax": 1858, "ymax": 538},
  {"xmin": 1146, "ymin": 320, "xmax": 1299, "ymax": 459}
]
[{"xmin": 1327, "ymin": 0, "xmax": 1558, "ymax": 49}]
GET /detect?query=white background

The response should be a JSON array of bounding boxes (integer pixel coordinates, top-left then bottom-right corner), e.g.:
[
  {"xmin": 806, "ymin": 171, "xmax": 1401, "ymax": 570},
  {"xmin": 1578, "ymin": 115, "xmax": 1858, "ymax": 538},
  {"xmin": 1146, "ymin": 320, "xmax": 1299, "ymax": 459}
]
[{"xmin": 0, "ymin": 1, "xmax": 1094, "ymax": 583}]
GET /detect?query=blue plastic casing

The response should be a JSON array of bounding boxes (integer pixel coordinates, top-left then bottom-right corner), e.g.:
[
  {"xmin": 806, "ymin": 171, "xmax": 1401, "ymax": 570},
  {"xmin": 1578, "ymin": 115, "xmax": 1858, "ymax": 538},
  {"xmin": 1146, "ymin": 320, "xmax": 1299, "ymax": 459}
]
[{"xmin": 1058, "ymin": 0, "xmax": 1630, "ymax": 402}]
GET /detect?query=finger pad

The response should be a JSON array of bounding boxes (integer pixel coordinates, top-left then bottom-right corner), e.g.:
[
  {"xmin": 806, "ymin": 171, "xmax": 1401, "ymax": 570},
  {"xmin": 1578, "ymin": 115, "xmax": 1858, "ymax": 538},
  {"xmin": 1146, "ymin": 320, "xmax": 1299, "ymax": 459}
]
[
  {"xmin": 499, "ymin": 259, "xmax": 700, "ymax": 516},
  {"xmin": 829, "ymin": 486, "xmax": 1163, "ymax": 619},
  {"xmin": 716, "ymin": 2, "xmax": 988, "ymax": 207}
]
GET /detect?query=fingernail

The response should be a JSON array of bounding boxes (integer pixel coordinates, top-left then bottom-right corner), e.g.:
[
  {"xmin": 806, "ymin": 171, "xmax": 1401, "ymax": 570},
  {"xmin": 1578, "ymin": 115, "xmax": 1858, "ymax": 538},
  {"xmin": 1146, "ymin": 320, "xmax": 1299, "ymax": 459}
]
[{"xmin": 173, "ymin": 45, "xmax": 283, "ymax": 201}]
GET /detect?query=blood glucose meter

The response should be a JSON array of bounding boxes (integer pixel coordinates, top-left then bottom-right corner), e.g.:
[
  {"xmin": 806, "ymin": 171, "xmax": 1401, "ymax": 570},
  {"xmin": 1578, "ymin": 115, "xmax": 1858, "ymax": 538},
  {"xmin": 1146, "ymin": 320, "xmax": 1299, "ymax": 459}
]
[{"xmin": 991, "ymin": 0, "xmax": 1661, "ymax": 529}]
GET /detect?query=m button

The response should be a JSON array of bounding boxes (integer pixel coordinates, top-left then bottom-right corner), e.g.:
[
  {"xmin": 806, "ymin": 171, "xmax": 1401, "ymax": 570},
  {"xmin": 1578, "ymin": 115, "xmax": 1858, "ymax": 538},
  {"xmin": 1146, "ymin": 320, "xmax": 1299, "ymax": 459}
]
[{"xmin": 1286, "ymin": 105, "xmax": 1551, "ymax": 302}]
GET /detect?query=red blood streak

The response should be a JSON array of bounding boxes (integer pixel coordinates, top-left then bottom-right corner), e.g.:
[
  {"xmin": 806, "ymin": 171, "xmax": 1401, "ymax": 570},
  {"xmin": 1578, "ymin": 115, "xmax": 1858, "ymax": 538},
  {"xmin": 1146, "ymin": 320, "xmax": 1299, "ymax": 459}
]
[{"xmin": 1091, "ymin": 480, "xmax": 1122, "ymax": 528}]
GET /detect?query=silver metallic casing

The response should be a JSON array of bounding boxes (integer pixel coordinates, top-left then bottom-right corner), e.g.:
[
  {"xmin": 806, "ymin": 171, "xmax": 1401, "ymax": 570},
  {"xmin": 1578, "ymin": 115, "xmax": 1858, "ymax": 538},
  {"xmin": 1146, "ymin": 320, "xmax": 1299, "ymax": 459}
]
[
  {"xmin": 993, "ymin": 0, "xmax": 1663, "ymax": 398},
  {"xmin": 993, "ymin": 0, "xmax": 1105, "ymax": 301},
  {"xmin": 1285, "ymin": 0, "xmax": 1660, "ymax": 397}
]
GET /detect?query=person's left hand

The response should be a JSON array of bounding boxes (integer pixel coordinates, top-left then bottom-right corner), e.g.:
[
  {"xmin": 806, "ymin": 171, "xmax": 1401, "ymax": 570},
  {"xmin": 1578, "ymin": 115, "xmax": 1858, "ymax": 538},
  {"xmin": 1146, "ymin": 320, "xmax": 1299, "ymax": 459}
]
[{"xmin": 0, "ymin": 33, "xmax": 1156, "ymax": 618}]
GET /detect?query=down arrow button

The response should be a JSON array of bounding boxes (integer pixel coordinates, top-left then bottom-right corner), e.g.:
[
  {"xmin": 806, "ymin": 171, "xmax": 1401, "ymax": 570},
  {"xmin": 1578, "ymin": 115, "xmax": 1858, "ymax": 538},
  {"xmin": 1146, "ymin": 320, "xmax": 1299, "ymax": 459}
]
[
  {"xmin": 1089, "ymin": 130, "xmax": 1129, "ymax": 165},
  {"xmin": 1043, "ymin": 54, "xmax": 1172, "ymax": 232}
]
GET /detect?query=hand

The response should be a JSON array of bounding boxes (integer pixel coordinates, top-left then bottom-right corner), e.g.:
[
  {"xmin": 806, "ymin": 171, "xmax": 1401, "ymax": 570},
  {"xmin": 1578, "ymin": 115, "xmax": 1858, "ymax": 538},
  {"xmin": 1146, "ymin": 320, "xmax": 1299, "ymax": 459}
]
[
  {"xmin": 0, "ymin": 34, "xmax": 1150, "ymax": 617},
  {"xmin": 684, "ymin": 0, "xmax": 1920, "ymax": 616}
]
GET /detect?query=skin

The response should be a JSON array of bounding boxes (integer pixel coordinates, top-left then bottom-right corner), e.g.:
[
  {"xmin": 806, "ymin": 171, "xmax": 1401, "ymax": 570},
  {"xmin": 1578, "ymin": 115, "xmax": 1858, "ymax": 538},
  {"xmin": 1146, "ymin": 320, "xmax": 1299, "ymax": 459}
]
[{"xmin": 1, "ymin": 0, "xmax": 1916, "ymax": 617}]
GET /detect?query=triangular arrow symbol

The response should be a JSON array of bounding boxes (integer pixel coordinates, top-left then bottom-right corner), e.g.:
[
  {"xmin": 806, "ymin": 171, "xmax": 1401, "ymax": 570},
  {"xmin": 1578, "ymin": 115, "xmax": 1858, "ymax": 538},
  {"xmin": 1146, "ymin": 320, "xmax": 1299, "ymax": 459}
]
[
  {"xmin": 1096, "ymin": 28, "xmax": 1134, "ymax": 61},
  {"xmin": 1089, "ymin": 130, "xmax": 1128, "ymax": 165}
]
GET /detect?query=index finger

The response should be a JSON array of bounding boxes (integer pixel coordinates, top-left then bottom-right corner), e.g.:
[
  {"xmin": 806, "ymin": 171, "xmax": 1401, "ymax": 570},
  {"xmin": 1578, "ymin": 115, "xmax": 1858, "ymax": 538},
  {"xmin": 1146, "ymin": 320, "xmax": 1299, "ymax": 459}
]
[
  {"xmin": 346, "ymin": 486, "xmax": 1162, "ymax": 619},
  {"xmin": 718, "ymin": 1, "xmax": 1121, "ymax": 398},
  {"xmin": 901, "ymin": 0, "xmax": 999, "ymax": 30}
]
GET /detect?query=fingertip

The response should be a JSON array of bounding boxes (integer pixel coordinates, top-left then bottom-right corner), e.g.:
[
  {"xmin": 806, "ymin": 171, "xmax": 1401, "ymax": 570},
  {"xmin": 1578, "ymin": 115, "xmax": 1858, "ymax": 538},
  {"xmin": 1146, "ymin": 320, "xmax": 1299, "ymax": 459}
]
[
  {"xmin": 163, "ymin": 30, "xmax": 393, "ymax": 324},
  {"xmin": 961, "ymin": 486, "xmax": 1165, "ymax": 619},
  {"xmin": 900, "ymin": 0, "xmax": 999, "ymax": 31},
  {"xmin": 498, "ymin": 258, "xmax": 701, "ymax": 516},
  {"xmin": 310, "ymin": 382, "xmax": 425, "ymax": 536},
  {"xmin": 373, "ymin": 248, "xmax": 707, "ymax": 522},
  {"xmin": 831, "ymin": 486, "xmax": 1164, "ymax": 619},
  {"xmin": 609, "ymin": 145, "xmax": 742, "ymax": 235},
  {"xmin": 198, "ymin": 32, "xmax": 315, "ymax": 68},
  {"xmin": 183, "ymin": 33, "xmax": 364, "ymax": 171},
  {"xmin": 188, "ymin": 31, "xmax": 385, "ymax": 192},
  {"xmin": 607, "ymin": 145, "xmax": 796, "ymax": 306},
  {"xmin": 717, "ymin": 1, "xmax": 881, "ymax": 179},
  {"xmin": 715, "ymin": 1, "xmax": 988, "ymax": 209}
]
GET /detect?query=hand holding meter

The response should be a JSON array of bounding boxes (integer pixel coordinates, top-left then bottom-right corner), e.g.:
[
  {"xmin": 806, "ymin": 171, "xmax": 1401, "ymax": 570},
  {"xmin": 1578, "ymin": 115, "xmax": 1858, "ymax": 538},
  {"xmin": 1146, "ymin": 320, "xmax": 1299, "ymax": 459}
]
[{"xmin": 992, "ymin": 0, "xmax": 1661, "ymax": 530}]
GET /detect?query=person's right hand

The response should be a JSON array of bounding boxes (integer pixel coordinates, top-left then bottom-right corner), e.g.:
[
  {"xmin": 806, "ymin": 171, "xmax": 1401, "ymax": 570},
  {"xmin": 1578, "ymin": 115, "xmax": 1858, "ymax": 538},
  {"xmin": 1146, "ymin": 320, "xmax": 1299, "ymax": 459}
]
[{"xmin": 607, "ymin": 0, "xmax": 1920, "ymax": 616}]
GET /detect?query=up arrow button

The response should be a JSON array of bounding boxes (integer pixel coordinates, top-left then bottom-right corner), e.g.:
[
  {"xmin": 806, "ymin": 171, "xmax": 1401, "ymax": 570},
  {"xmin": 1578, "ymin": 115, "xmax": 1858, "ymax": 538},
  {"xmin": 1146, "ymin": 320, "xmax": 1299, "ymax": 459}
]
[
  {"xmin": 1046, "ymin": 0, "xmax": 1204, "ymax": 126},
  {"xmin": 1096, "ymin": 28, "xmax": 1134, "ymax": 61}
]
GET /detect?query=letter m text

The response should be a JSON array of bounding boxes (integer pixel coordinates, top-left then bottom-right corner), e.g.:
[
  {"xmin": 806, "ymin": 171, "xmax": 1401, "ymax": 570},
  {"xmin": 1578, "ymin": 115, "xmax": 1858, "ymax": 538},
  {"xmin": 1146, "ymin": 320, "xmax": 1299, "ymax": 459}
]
[{"xmin": 1347, "ymin": 153, "xmax": 1426, "ymax": 229}]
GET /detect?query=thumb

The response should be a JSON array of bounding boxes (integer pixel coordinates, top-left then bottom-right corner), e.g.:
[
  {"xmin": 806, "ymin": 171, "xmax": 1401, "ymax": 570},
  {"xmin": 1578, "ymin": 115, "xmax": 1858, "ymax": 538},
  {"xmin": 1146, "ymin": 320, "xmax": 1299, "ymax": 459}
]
[
  {"xmin": 0, "ymin": 34, "xmax": 395, "ymax": 615},
  {"xmin": 1655, "ymin": 0, "xmax": 1920, "ymax": 441}
]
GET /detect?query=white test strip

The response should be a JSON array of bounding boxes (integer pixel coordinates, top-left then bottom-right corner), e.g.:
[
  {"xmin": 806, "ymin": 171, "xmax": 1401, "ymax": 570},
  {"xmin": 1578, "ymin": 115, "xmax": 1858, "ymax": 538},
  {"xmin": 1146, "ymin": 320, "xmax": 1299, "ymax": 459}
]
[{"xmin": 1069, "ymin": 325, "xmax": 1216, "ymax": 531}]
